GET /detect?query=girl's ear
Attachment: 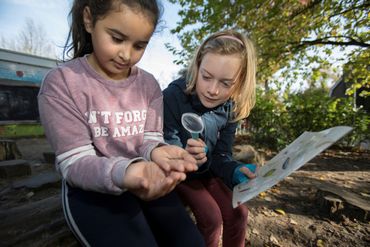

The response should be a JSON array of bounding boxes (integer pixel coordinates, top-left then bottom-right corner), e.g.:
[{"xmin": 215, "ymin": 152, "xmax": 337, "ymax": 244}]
[{"xmin": 83, "ymin": 6, "xmax": 93, "ymax": 33}]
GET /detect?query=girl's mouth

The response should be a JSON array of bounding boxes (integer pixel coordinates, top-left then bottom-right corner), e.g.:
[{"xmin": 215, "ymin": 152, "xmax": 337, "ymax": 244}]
[{"xmin": 113, "ymin": 61, "xmax": 129, "ymax": 69}]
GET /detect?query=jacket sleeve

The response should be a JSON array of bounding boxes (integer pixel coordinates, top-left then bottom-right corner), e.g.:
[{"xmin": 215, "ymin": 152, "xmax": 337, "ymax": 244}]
[
  {"xmin": 38, "ymin": 71, "xmax": 141, "ymax": 195},
  {"xmin": 163, "ymin": 87, "xmax": 186, "ymax": 148},
  {"xmin": 209, "ymin": 121, "xmax": 241, "ymax": 189}
]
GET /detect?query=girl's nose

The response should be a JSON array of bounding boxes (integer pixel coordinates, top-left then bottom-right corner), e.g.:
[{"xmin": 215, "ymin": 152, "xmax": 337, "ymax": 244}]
[
  {"xmin": 207, "ymin": 80, "xmax": 219, "ymax": 95},
  {"xmin": 119, "ymin": 44, "xmax": 131, "ymax": 62}
]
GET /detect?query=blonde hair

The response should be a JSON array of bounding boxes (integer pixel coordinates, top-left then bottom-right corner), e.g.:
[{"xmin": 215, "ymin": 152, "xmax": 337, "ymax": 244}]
[{"xmin": 185, "ymin": 30, "xmax": 257, "ymax": 122}]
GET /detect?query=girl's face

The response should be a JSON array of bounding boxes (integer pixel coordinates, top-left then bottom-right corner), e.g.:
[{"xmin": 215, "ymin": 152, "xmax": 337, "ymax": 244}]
[
  {"xmin": 195, "ymin": 52, "xmax": 241, "ymax": 108},
  {"xmin": 83, "ymin": 4, "xmax": 154, "ymax": 80}
]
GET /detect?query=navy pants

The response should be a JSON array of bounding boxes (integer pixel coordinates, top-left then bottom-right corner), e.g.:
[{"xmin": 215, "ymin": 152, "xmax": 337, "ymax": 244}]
[{"xmin": 62, "ymin": 181, "xmax": 205, "ymax": 247}]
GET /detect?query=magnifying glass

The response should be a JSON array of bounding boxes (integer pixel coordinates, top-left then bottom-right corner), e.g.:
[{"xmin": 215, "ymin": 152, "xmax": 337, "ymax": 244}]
[
  {"xmin": 181, "ymin": 112, "xmax": 204, "ymax": 139},
  {"xmin": 181, "ymin": 112, "xmax": 209, "ymax": 153}
]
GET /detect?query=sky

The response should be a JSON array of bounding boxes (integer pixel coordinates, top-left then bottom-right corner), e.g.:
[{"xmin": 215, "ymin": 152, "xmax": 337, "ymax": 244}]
[{"xmin": 0, "ymin": 0, "xmax": 183, "ymax": 88}]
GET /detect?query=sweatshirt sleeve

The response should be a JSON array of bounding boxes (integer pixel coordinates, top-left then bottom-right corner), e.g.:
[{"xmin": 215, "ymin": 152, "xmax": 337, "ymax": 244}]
[
  {"xmin": 138, "ymin": 79, "xmax": 168, "ymax": 161},
  {"xmin": 38, "ymin": 70, "xmax": 142, "ymax": 194},
  {"xmin": 209, "ymin": 121, "xmax": 241, "ymax": 189}
]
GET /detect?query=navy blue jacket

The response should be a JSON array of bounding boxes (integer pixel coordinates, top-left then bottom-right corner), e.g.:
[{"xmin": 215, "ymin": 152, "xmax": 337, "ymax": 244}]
[{"xmin": 163, "ymin": 78, "xmax": 242, "ymax": 188}]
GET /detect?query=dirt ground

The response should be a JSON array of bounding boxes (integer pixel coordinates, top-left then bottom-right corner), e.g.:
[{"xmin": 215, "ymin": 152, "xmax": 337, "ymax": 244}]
[
  {"xmin": 1, "ymin": 137, "xmax": 369, "ymax": 247},
  {"xmin": 232, "ymin": 138, "xmax": 370, "ymax": 247}
]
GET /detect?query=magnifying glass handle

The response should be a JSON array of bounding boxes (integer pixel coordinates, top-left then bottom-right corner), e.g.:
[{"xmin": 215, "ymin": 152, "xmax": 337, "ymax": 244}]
[
  {"xmin": 191, "ymin": 133, "xmax": 208, "ymax": 153},
  {"xmin": 191, "ymin": 132, "xmax": 199, "ymax": 139}
]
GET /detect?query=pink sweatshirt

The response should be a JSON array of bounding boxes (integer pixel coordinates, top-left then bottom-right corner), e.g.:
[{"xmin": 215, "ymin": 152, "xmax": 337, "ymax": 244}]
[{"xmin": 38, "ymin": 56, "xmax": 165, "ymax": 194}]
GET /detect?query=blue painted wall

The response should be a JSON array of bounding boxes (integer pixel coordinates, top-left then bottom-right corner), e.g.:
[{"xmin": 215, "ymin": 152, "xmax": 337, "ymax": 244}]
[{"xmin": 0, "ymin": 61, "xmax": 49, "ymax": 86}]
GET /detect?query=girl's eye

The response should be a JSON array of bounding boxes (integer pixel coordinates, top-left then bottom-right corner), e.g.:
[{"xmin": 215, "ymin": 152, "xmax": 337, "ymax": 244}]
[
  {"xmin": 134, "ymin": 44, "xmax": 146, "ymax": 50},
  {"xmin": 112, "ymin": 36, "xmax": 123, "ymax": 43},
  {"xmin": 221, "ymin": 81, "xmax": 233, "ymax": 88},
  {"xmin": 202, "ymin": 75, "xmax": 212, "ymax": 81}
]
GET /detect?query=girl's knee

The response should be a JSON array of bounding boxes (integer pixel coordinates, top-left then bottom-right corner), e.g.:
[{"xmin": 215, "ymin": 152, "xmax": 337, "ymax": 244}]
[
  {"xmin": 207, "ymin": 215, "xmax": 223, "ymax": 230},
  {"xmin": 194, "ymin": 206, "xmax": 223, "ymax": 229},
  {"xmin": 232, "ymin": 205, "xmax": 249, "ymax": 225},
  {"xmin": 203, "ymin": 210, "xmax": 223, "ymax": 227}
]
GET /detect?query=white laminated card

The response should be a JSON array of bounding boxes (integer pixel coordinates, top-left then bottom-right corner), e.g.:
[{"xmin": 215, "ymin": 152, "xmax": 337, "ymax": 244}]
[{"xmin": 232, "ymin": 126, "xmax": 353, "ymax": 208}]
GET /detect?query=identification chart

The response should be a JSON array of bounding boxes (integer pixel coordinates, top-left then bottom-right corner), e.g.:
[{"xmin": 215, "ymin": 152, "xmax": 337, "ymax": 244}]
[{"xmin": 232, "ymin": 126, "xmax": 353, "ymax": 208}]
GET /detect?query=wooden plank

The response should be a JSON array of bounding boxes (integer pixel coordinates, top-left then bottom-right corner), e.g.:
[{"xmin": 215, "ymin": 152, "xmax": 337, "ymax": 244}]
[
  {"xmin": 0, "ymin": 194, "xmax": 77, "ymax": 247},
  {"xmin": 312, "ymin": 180, "xmax": 370, "ymax": 212},
  {"xmin": 0, "ymin": 139, "xmax": 22, "ymax": 161}
]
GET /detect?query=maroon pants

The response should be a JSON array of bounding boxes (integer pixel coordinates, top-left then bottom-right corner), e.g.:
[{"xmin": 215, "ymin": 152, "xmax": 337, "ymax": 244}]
[{"xmin": 176, "ymin": 177, "xmax": 248, "ymax": 247}]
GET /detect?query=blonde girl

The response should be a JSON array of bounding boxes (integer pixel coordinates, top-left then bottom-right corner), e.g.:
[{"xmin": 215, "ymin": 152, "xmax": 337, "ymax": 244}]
[{"xmin": 163, "ymin": 29, "xmax": 257, "ymax": 247}]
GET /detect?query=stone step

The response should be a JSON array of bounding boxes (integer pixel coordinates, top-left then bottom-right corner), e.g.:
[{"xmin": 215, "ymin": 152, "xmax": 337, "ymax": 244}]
[
  {"xmin": 12, "ymin": 170, "xmax": 61, "ymax": 189},
  {"xmin": 0, "ymin": 159, "xmax": 31, "ymax": 178}
]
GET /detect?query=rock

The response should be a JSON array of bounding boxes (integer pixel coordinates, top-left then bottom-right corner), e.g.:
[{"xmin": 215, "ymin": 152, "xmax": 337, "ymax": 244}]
[
  {"xmin": 359, "ymin": 139, "xmax": 370, "ymax": 151},
  {"xmin": 233, "ymin": 144, "xmax": 265, "ymax": 165}
]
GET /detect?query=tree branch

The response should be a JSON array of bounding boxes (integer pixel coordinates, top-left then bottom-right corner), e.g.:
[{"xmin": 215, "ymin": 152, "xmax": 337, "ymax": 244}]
[
  {"xmin": 329, "ymin": 3, "xmax": 370, "ymax": 20},
  {"xmin": 290, "ymin": 0, "xmax": 323, "ymax": 20},
  {"xmin": 299, "ymin": 37, "xmax": 370, "ymax": 48}
]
